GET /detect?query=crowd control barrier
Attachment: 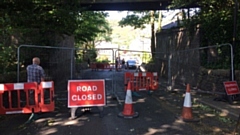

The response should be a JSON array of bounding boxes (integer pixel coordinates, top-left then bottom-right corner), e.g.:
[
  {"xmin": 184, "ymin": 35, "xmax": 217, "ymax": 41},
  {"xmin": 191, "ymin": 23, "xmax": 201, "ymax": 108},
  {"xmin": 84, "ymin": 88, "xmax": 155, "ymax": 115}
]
[
  {"xmin": 0, "ymin": 81, "xmax": 54, "ymax": 114},
  {"xmin": 124, "ymin": 72, "xmax": 159, "ymax": 91},
  {"xmin": 39, "ymin": 81, "xmax": 55, "ymax": 112},
  {"xmin": 90, "ymin": 63, "xmax": 112, "ymax": 71},
  {"xmin": 101, "ymin": 63, "xmax": 112, "ymax": 71},
  {"xmin": 150, "ymin": 72, "xmax": 159, "ymax": 90},
  {"xmin": 90, "ymin": 63, "xmax": 97, "ymax": 71}
]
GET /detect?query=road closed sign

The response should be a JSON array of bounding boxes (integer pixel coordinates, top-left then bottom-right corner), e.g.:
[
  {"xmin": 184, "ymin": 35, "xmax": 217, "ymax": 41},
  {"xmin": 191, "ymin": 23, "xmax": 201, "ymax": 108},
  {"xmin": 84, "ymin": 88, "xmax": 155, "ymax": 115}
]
[
  {"xmin": 68, "ymin": 79, "xmax": 105, "ymax": 107},
  {"xmin": 223, "ymin": 81, "xmax": 240, "ymax": 95}
]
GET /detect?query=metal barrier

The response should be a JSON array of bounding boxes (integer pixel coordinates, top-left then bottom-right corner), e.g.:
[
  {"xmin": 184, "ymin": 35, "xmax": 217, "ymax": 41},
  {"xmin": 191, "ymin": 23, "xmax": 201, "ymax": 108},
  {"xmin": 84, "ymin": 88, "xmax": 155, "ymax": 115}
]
[
  {"xmin": 90, "ymin": 63, "xmax": 98, "ymax": 71},
  {"xmin": 103, "ymin": 63, "xmax": 112, "ymax": 71},
  {"xmin": 124, "ymin": 72, "xmax": 158, "ymax": 91},
  {"xmin": 90, "ymin": 63, "xmax": 112, "ymax": 71},
  {"xmin": 39, "ymin": 81, "xmax": 55, "ymax": 112},
  {"xmin": 150, "ymin": 72, "xmax": 159, "ymax": 90},
  {"xmin": 0, "ymin": 82, "xmax": 55, "ymax": 114},
  {"xmin": 124, "ymin": 72, "xmax": 133, "ymax": 89}
]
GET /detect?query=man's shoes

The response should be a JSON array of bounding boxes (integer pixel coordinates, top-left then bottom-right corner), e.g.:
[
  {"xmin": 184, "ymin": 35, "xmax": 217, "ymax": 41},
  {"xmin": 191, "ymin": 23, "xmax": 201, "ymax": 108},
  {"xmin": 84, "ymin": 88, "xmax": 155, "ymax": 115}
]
[{"xmin": 69, "ymin": 116, "xmax": 77, "ymax": 120}]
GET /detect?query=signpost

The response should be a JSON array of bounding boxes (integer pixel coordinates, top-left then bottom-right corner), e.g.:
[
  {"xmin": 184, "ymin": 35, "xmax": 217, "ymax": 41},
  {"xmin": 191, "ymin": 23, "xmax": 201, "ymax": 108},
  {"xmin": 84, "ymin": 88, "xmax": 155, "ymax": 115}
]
[
  {"xmin": 68, "ymin": 79, "xmax": 105, "ymax": 107},
  {"xmin": 223, "ymin": 81, "xmax": 240, "ymax": 95}
]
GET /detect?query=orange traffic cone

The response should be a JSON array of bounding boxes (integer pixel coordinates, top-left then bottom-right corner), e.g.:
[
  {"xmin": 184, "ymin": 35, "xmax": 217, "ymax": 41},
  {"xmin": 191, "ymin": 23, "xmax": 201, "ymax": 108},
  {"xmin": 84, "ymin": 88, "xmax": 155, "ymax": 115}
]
[
  {"xmin": 118, "ymin": 82, "xmax": 139, "ymax": 118},
  {"xmin": 177, "ymin": 84, "xmax": 199, "ymax": 122}
]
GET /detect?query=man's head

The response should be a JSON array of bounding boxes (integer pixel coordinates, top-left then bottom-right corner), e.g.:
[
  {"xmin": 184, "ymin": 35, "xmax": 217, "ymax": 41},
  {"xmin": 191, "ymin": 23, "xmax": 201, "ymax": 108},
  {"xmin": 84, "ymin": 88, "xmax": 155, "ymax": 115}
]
[{"xmin": 32, "ymin": 57, "xmax": 40, "ymax": 65}]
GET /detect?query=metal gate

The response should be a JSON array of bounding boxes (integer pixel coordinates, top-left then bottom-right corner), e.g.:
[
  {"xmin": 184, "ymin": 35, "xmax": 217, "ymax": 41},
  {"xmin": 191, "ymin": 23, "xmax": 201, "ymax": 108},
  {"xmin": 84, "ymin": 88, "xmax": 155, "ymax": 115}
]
[
  {"xmin": 17, "ymin": 45, "xmax": 115, "ymax": 100},
  {"xmin": 153, "ymin": 43, "xmax": 234, "ymax": 94}
]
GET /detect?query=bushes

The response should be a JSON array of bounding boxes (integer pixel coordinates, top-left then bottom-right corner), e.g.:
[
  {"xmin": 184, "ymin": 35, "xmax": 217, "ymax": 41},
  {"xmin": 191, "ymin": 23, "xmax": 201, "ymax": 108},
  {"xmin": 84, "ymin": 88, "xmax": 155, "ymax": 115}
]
[{"xmin": 0, "ymin": 71, "xmax": 27, "ymax": 83}]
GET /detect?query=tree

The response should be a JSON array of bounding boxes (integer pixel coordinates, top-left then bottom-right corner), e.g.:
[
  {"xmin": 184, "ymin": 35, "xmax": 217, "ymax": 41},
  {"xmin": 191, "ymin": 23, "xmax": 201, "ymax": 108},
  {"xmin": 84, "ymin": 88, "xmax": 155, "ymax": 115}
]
[
  {"xmin": 169, "ymin": 0, "xmax": 240, "ymax": 69},
  {"xmin": 74, "ymin": 11, "xmax": 112, "ymax": 48},
  {"xmin": 118, "ymin": 11, "xmax": 161, "ymax": 59},
  {"xmin": 0, "ymin": 0, "xmax": 112, "ymax": 72}
]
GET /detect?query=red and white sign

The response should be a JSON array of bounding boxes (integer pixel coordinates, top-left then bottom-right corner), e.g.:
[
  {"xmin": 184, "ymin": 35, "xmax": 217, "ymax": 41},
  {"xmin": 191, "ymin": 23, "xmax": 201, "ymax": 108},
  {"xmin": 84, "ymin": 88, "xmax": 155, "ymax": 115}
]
[
  {"xmin": 223, "ymin": 81, "xmax": 240, "ymax": 95},
  {"xmin": 68, "ymin": 79, "xmax": 105, "ymax": 107}
]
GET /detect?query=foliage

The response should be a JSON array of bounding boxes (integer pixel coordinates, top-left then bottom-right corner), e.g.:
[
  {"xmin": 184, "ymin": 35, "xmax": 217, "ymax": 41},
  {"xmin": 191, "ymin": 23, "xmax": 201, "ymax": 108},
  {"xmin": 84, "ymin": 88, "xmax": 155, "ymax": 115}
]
[
  {"xmin": 96, "ymin": 59, "xmax": 110, "ymax": 63},
  {"xmin": 119, "ymin": 11, "xmax": 153, "ymax": 29},
  {"xmin": 0, "ymin": 44, "xmax": 17, "ymax": 73},
  {"xmin": 109, "ymin": 19, "xmax": 139, "ymax": 48},
  {"xmin": 118, "ymin": 11, "xmax": 161, "ymax": 58},
  {"xmin": 169, "ymin": 0, "xmax": 240, "ymax": 69},
  {"xmin": 142, "ymin": 52, "xmax": 152, "ymax": 63},
  {"xmin": 0, "ymin": 0, "xmax": 112, "ymax": 73},
  {"xmin": 1, "ymin": 1, "xmax": 112, "ymax": 46},
  {"xmin": 75, "ymin": 11, "xmax": 112, "ymax": 46},
  {"xmin": 75, "ymin": 48, "xmax": 97, "ymax": 63},
  {"xmin": 168, "ymin": 0, "xmax": 199, "ymax": 9}
]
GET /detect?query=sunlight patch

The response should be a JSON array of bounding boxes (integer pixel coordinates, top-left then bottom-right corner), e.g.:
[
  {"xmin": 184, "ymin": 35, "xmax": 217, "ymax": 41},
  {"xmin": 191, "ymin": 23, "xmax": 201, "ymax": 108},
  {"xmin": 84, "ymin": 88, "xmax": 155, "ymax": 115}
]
[
  {"xmin": 174, "ymin": 119, "xmax": 185, "ymax": 124},
  {"xmin": 35, "ymin": 118, "xmax": 48, "ymax": 123},
  {"xmin": 147, "ymin": 128, "xmax": 166, "ymax": 134},
  {"xmin": 63, "ymin": 120, "xmax": 78, "ymax": 126},
  {"xmin": 205, "ymin": 113, "xmax": 216, "ymax": 117},
  {"xmin": 40, "ymin": 128, "xmax": 57, "ymax": 135},
  {"xmin": 212, "ymin": 127, "xmax": 221, "ymax": 132},
  {"xmin": 136, "ymin": 98, "xmax": 146, "ymax": 103},
  {"xmin": 219, "ymin": 109, "xmax": 229, "ymax": 117},
  {"xmin": 161, "ymin": 124, "xmax": 171, "ymax": 128}
]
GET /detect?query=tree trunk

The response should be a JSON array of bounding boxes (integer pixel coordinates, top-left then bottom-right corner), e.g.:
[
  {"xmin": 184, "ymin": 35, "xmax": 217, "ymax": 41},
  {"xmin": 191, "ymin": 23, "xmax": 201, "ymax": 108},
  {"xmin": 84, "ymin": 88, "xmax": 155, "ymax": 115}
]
[
  {"xmin": 157, "ymin": 11, "xmax": 162, "ymax": 32},
  {"xmin": 150, "ymin": 10, "xmax": 156, "ymax": 59}
]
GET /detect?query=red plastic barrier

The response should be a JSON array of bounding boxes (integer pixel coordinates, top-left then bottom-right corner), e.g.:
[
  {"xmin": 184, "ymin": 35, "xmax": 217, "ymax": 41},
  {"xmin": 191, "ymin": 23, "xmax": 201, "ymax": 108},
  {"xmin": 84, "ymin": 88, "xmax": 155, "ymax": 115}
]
[
  {"xmin": 0, "ymin": 82, "xmax": 40, "ymax": 114},
  {"xmin": 91, "ymin": 63, "xmax": 112, "ymax": 71},
  {"xmin": 39, "ymin": 81, "xmax": 55, "ymax": 112},
  {"xmin": 124, "ymin": 72, "xmax": 134, "ymax": 90},
  {"xmin": 103, "ymin": 63, "xmax": 112, "ymax": 71},
  {"xmin": 132, "ymin": 72, "xmax": 151, "ymax": 91},
  {"xmin": 90, "ymin": 63, "xmax": 97, "ymax": 71},
  {"xmin": 138, "ymin": 72, "xmax": 152, "ymax": 91},
  {"xmin": 124, "ymin": 72, "xmax": 158, "ymax": 91},
  {"xmin": 150, "ymin": 72, "xmax": 159, "ymax": 90},
  {"xmin": 0, "ymin": 81, "xmax": 55, "ymax": 115}
]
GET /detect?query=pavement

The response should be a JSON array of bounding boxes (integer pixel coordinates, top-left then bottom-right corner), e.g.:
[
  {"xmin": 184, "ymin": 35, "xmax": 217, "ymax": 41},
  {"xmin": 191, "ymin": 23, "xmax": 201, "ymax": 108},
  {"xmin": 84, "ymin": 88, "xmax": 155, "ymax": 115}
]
[
  {"xmin": 111, "ymin": 68, "xmax": 240, "ymax": 122},
  {"xmin": 84, "ymin": 68, "xmax": 240, "ymax": 121},
  {"xmin": 195, "ymin": 94, "xmax": 240, "ymax": 120},
  {"xmin": 158, "ymin": 80, "xmax": 240, "ymax": 121}
]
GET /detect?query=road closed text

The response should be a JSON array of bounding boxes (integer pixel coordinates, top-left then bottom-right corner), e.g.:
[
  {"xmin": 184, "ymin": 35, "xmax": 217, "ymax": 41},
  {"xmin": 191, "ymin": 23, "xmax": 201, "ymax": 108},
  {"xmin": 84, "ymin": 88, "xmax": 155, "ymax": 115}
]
[
  {"xmin": 72, "ymin": 94, "xmax": 102, "ymax": 101},
  {"xmin": 68, "ymin": 80, "xmax": 105, "ymax": 107},
  {"xmin": 71, "ymin": 85, "xmax": 102, "ymax": 101}
]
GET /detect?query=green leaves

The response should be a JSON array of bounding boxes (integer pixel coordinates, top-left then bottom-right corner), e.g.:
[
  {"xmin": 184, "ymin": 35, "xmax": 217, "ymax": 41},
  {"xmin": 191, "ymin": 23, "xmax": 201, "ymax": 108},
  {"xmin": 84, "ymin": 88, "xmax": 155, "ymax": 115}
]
[
  {"xmin": 0, "ymin": 1, "xmax": 112, "ymax": 74},
  {"xmin": 74, "ymin": 11, "xmax": 112, "ymax": 45},
  {"xmin": 119, "ymin": 14, "xmax": 148, "ymax": 29},
  {"xmin": 1, "ymin": 1, "xmax": 112, "ymax": 46},
  {"xmin": 0, "ymin": 43, "xmax": 17, "ymax": 73},
  {"xmin": 118, "ymin": 11, "xmax": 159, "ymax": 29},
  {"xmin": 169, "ymin": 0, "xmax": 240, "ymax": 69}
]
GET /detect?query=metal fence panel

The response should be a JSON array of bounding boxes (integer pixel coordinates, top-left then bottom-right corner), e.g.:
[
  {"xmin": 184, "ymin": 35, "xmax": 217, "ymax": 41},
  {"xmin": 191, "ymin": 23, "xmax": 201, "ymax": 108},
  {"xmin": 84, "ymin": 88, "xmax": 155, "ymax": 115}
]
[
  {"xmin": 153, "ymin": 44, "xmax": 233, "ymax": 94},
  {"xmin": 17, "ymin": 45, "xmax": 116, "ymax": 100}
]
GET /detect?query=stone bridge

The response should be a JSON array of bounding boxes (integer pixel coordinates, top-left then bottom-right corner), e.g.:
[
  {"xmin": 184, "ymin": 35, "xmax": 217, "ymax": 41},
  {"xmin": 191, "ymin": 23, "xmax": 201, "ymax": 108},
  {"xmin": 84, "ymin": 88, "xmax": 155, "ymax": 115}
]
[{"xmin": 79, "ymin": 0, "xmax": 173, "ymax": 10}]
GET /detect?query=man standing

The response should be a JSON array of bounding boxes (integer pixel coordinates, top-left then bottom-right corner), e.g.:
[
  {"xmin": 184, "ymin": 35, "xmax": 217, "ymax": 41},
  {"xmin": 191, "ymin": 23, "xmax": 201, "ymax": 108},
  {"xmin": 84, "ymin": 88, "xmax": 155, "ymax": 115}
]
[
  {"xmin": 26, "ymin": 57, "xmax": 45, "ymax": 123},
  {"xmin": 27, "ymin": 57, "xmax": 45, "ymax": 84},
  {"xmin": 121, "ymin": 58, "xmax": 125, "ymax": 70},
  {"xmin": 115, "ymin": 57, "xmax": 119, "ymax": 71}
]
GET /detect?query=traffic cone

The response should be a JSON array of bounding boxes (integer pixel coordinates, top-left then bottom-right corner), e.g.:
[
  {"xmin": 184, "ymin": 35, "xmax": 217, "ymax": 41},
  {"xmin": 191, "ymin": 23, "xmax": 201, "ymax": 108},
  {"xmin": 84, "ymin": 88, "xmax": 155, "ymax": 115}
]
[
  {"xmin": 118, "ymin": 82, "xmax": 139, "ymax": 118},
  {"xmin": 177, "ymin": 84, "xmax": 199, "ymax": 122}
]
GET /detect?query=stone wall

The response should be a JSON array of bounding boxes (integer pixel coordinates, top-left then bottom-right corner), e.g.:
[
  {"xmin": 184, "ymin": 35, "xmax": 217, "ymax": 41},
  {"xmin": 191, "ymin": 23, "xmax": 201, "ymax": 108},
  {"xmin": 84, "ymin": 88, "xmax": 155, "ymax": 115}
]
[
  {"xmin": 196, "ymin": 68, "xmax": 232, "ymax": 93},
  {"xmin": 152, "ymin": 27, "xmax": 235, "ymax": 93},
  {"xmin": 155, "ymin": 28, "xmax": 200, "ymax": 86}
]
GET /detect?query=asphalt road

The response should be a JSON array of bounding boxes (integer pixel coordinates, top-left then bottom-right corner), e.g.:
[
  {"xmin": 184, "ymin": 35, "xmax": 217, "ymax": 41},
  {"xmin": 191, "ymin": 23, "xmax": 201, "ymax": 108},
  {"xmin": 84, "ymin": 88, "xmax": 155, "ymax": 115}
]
[{"xmin": 0, "ymin": 69, "xmax": 237, "ymax": 135}]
